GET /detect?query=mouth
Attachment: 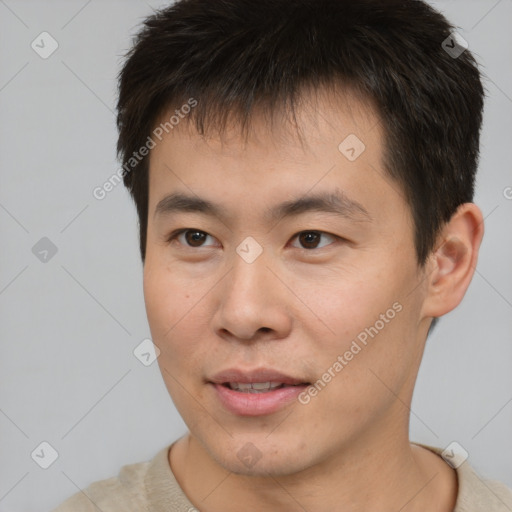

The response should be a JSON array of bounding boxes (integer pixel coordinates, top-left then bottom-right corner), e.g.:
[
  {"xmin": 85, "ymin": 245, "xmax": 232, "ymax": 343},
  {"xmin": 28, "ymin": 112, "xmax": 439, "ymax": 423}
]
[
  {"xmin": 208, "ymin": 368, "xmax": 311, "ymax": 416},
  {"xmin": 209, "ymin": 367, "xmax": 310, "ymax": 387},
  {"xmin": 220, "ymin": 381, "xmax": 309, "ymax": 393}
]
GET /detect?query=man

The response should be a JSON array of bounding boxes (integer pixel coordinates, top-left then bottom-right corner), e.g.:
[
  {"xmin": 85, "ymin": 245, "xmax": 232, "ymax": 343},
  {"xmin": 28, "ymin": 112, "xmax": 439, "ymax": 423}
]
[{"xmin": 54, "ymin": 0, "xmax": 512, "ymax": 510}]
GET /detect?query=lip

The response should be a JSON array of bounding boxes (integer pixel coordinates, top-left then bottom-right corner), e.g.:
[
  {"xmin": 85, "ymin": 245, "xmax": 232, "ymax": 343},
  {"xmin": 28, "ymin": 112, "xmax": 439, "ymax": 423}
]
[
  {"xmin": 208, "ymin": 367, "xmax": 310, "ymax": 416},
  {"xmin": 209, "ymin": 368, "xmax": 308, "ymax": 386},
  {"xmin": 210, "ymin": 383, "xmax": 309, "ymax": 416}
]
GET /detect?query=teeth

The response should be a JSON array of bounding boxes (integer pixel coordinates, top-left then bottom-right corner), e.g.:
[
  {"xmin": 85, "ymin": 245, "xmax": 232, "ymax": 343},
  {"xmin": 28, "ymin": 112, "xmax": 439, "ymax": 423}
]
[
  {"xmin": 252, "ymin": 382, "xmax": 281, "ymax": 390},
  {"xmin": 228, "ymin": 381, "xmax": 284, "ymax": 392}
]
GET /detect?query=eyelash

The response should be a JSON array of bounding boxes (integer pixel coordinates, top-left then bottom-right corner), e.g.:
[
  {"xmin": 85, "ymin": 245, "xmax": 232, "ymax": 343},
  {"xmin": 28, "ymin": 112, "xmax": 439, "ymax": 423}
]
[{"xmin": 165, "ymin": 229, "xmax": 341, "ymax": 251}]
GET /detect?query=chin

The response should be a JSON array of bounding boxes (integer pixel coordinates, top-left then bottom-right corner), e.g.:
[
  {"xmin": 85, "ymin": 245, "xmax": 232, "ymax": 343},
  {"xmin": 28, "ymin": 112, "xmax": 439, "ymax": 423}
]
[{"xmin": 205, "ymin": 434, "xmax": 316, "ymax": 477}]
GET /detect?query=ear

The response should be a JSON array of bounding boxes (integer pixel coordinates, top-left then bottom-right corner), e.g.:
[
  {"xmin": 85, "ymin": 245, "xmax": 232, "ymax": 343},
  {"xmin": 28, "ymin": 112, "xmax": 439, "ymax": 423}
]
[{"xmin": 421, "ymin": 203, "xmax": 484, "ymax": 319}]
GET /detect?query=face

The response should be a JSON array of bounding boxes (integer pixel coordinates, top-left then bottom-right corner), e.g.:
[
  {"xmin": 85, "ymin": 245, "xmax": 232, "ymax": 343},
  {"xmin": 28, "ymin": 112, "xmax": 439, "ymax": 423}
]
[{"xmin": 144, "ymin": 91, "xmax": 431, "ymax": 476}]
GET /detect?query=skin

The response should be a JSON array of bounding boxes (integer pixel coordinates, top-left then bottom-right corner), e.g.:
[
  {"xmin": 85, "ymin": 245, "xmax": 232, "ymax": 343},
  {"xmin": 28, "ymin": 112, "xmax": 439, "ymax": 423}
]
[{"xmin": 143, "ymin": 89, "xmax": 484, "ymax": 512}]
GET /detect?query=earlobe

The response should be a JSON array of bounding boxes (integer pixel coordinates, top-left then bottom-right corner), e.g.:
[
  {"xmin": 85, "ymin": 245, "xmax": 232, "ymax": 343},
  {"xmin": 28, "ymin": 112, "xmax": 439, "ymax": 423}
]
[{"xmin": 422, "ymin": 203, "xmax": 484, "ymax": 318}]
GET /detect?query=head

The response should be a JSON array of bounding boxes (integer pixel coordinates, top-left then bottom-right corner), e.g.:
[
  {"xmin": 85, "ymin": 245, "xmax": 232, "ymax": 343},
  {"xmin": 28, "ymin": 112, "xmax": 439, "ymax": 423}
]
[{"xmin": 116, "ymin": 0, "xmax": 484, "ymax": 475}]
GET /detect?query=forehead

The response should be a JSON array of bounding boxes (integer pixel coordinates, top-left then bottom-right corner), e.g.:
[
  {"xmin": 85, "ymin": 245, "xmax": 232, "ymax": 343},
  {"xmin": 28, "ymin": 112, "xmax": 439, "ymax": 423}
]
[
  {"xmin": 149, "ymin": 87, "xmax": 382, "ymax": 172},
  {"xmin": 155, "ymin": 85, "xmax": 380, "ymax": 152},
  {"xmin": 146, "ymin": 87, "xmax": 407, "ymax": 228}
]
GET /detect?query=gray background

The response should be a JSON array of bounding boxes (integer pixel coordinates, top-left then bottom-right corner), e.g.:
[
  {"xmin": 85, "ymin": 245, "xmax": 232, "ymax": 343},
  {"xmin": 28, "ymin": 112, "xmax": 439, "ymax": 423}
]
[{"xmin": 0, "ymin": 0, "xmax": 511, "ymax": 510}]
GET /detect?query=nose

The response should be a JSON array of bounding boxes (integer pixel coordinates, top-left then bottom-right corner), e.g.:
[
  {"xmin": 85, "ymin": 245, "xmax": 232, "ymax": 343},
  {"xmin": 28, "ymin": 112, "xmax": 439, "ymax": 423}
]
[{"xmin": 211, "ymin": 252, "xmax": 293, "ymax": 342}]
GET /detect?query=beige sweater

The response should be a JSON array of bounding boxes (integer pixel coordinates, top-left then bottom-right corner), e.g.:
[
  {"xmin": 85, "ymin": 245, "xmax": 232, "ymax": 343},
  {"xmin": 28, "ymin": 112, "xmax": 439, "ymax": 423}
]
[{"xmin": 53, "ymin": 442, "xmax": 512, "ymax": 511}]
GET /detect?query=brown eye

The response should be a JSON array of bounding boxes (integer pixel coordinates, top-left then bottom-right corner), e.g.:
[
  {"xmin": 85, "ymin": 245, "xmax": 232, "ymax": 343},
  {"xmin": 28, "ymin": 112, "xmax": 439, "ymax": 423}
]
[
  {"xmin": 167, "ymin": 229, "xmax": 217, "ymax": 248},
  {"xmin": 291, "ymin": 231, "xmax": 337, "ymax": 250},
  {"xmin": 183, "ymin": 230, "xmax": 208, "ymax": 247},
  {"xmin": 299, "ymin": 232, "xmax": 321, "ymax": 249}
]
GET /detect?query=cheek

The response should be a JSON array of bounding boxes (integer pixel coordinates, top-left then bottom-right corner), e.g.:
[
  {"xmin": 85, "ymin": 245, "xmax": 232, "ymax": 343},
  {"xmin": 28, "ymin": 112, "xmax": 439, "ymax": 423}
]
[
  {"xmin": 299, "ymin": 266, "xmax": 419, "ymax": 389},
  {"xmin": 144, "ymin": 269, "xmax": 213, "ymax": 417},
  {"xmin": 328, "ymin": 301, "xmax": 420, "ymax": 400},
  {"xmin": 143, "ymin": 267, "xmax": 207, "ymax": 360},
  {"xmin": 300, "ymin": 269, "xmax": 397, "ymax": 343}
]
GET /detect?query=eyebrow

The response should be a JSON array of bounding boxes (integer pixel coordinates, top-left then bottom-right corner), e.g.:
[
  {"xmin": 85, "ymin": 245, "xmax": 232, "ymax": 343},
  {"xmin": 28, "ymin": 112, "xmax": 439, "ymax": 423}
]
[{"xmin": 153, "ymin": 191, "xmax": 371, "ymax": 223}]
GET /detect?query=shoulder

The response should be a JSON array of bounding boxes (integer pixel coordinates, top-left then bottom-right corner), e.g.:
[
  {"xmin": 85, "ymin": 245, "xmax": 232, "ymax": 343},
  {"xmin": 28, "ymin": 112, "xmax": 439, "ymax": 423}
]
[
  {"xmin": 415, "ymin": 443, "xmax": 512, "ymax": 512},
  {"xmin": 52, "ymin": 442, "xmax": 197, "ymax": 512},
  {"xmin": 456, "ymin": 460, "xmax": 512, "ymax": 512},
  {"xmin": 51, "ymin": 454, "xmax": 154, "ymax": 512}
]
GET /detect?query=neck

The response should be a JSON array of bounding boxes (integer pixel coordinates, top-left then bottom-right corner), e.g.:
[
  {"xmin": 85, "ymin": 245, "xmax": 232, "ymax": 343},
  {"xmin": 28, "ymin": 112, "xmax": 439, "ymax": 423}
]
[{"xmin": 169, "ymin": 423, "xmax": 457, "ymax": 512}]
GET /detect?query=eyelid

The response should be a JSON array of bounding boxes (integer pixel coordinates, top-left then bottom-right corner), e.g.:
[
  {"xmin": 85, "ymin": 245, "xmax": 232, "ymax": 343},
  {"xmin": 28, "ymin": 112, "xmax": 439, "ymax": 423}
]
[
  {"xmin": 166, "ymin": 228, "xmax": 343, "ymax": 250},
  {"xmin": 166, "ymin": 228, "xmax": 220, "ymax": 247},
  {"xmin": 288, "ymin": 230, "xmax": 340, "ymax": 250}
]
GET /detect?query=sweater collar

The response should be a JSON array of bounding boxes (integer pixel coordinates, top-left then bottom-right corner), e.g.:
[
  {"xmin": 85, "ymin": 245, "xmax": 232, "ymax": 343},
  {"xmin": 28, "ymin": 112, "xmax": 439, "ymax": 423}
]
[{"xmin": 145, "ymin": 440, "xmax": 507, "ymax": 511}]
